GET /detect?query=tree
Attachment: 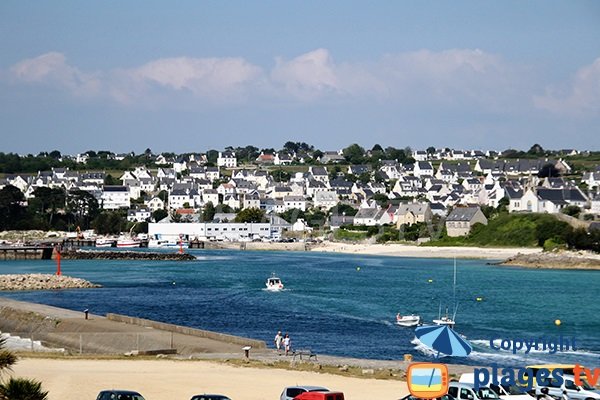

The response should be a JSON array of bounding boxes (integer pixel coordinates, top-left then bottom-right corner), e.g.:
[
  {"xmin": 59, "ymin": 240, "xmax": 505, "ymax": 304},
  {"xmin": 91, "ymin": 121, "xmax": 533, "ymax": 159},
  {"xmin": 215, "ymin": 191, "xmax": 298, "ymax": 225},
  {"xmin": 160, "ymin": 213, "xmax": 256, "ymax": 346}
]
[
  {"xmin": 152, "ymin": 208, "xmax": 169, "ymax": 222},
  {"xmin": 371, "ymin": 144, "xmax": 384, "ymax": 152},
  {"xmin": 528, "ymin": 144, "xmax": 544, "ymax": 155},
  {"xmin": 0, "ymin": 185, "xmax": 26, "ymax": 230},
  {"xmin": 202, "ymin": 202, "xmax": 216, "ymax": 222},
  {"xmin": 562, "ymin": 205, "xmax": 581, "ymax": 218},
  {"xmin": 279, "ymin": 208, "xmax": 305, "ymax": 223},
  {"xmin": 66, "ymin": 189, "xmax": 99, "ymax": 230},
  {"xmin": 206, "ymin": 150, "xmax": 219, "ymax": 164},
  {"xmin": 426, "ymin": 146, "xmax": 436, "ymax": 156},
  {"xmin": 0, "ymin": 337, "xmax": 48, "ymax": 400},
  {"xmin": 329, "ymin": 203, "xmax": 357, "ymax": 216},
  {"xmin": 342, "ymin": 144, "xmax": 365, "ymax": 164},
  {"xmin": 104, "ymin": 174, "xmax": 118, "ymax": 185},
  {"xmin": 235, "ymin": 207, "xmax": 265, "ymax": 223}
]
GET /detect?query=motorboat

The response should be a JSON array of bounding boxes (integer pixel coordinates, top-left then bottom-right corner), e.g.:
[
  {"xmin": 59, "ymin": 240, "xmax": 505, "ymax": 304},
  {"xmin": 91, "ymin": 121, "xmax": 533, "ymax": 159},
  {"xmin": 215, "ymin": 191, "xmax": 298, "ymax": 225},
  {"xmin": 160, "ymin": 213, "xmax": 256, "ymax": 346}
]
[
  {"xmin": 116, "ymin": 236, "xmax": 141, "ymax": 248},
  {"xmin": 265, "ymin": 274, "xmax": 284, "ymax": 291},
  {"xmin": 148, "ymin": 239, "xmax": 189, "ymax": 248},
  {"xmin": 396, "ymin": 313, "xmax": 421, "ymax": 327},
  {"xmin": 432, "ymin": 258, "xmax": 458, "ymax": 328}
]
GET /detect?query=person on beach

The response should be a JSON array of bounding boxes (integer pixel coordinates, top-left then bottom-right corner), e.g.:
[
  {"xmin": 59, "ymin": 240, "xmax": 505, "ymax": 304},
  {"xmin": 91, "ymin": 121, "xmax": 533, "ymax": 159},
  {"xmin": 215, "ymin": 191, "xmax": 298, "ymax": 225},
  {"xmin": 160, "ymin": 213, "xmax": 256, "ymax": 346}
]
[
  {"xmin": 537, "ymin": 387, "xmax": 554, "ymax": 400},
  {"xmin": 274, "ymin": 330, "xmax": 283, "ymax": 353},
  {"xmin": 283, "ymin": 333, "xmax": 291, "ymax": 356}
]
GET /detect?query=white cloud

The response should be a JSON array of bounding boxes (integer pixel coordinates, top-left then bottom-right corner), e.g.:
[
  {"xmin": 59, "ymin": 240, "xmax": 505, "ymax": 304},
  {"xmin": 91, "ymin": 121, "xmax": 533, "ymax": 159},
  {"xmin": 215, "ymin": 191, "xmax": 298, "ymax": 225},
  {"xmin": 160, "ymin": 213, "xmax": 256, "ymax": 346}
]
[
  {"xmin": 10, "ymin": 52, "xmax": 101, "ymax": 97},
  {"xmin": 534, "ymin": 57, "xmax": 600, "ymax": 116},
  {"xmin": 4, "ymin": 49, "xmax": 535, "ymax": 111},
  {"xmin": 271, "ymin": 49, "xmax": 341, "ymax": 99}
]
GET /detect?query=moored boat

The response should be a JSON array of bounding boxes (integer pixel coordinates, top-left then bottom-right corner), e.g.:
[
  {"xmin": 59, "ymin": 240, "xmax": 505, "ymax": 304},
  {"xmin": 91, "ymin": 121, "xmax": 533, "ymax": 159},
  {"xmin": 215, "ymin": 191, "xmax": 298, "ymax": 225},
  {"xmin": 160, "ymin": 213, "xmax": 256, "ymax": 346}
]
[{"xmin": 116, "ymin": 237, "xmax": 141, "ymax": 248}]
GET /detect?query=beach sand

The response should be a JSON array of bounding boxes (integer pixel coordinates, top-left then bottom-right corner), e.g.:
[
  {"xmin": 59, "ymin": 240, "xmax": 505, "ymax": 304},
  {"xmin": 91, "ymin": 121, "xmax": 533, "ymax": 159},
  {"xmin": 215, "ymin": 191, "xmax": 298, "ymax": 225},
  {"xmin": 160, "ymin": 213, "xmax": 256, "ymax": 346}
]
[
  {"xmin": 12, "ymin": 357, "xmax": 407, "ymax": 400},
  {"xmin": 309, "ymin": 242, "xmax": 542, "ymax": 260}
]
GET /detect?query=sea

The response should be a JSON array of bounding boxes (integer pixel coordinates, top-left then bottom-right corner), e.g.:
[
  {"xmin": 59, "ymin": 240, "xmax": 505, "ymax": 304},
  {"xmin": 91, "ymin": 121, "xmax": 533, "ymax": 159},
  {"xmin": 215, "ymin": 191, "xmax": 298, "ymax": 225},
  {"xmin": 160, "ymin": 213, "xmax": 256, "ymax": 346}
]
[{"xmin": 0, "ymin": 249, "xmax": 598, "ymax": 368}]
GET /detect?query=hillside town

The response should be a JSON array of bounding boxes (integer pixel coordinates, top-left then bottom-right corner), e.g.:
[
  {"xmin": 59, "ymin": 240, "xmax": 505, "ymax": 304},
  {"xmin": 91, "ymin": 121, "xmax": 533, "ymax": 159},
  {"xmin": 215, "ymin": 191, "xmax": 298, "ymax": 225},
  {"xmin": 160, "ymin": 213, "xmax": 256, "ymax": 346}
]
[{"xmin": 0, "ymin": 144, "xmax": 599, "ymax": 244}]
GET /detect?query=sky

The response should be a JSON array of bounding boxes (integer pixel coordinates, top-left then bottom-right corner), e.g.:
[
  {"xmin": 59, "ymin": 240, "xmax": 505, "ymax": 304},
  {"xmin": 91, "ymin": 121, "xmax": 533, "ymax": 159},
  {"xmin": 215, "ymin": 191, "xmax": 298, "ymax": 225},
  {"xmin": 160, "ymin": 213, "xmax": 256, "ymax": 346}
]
[{"xmin": 1, "ymin": 1, "xmax": 600, "ymax": 155}]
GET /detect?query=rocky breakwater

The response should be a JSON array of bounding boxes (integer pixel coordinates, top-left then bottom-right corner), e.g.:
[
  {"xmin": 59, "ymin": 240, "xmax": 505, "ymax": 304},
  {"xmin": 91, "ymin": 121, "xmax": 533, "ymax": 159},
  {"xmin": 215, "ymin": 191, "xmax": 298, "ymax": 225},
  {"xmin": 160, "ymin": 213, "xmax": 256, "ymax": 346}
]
[
  {"xmin": 0, "ymin": 274, "xmax": 101, "ymax": 291},
  {"xmin": 500, "ymin": 251, "xmax": 600, "ymax": 270},
  {"xmin": 60, "ymin": 249, "xmax": 196, "ymax": 261}
]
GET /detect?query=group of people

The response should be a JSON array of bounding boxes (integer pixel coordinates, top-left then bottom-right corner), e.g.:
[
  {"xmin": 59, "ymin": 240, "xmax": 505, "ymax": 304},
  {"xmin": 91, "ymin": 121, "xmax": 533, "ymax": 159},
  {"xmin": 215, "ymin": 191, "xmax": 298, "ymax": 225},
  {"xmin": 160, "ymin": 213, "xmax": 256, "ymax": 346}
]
[{"xmin": 274, "ymin": 331, "xmax": 291, "ymax": 355}]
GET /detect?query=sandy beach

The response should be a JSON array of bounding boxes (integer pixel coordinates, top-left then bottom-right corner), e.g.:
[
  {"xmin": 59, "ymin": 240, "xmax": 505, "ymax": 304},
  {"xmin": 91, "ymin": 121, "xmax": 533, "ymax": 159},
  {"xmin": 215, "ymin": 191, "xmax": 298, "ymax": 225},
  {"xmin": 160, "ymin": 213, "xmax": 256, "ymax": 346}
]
[
  {"xmin": 309, "ymin": 242, "xmax": 542, "ymax": 260},
  {"xmin": 11, "ymin": 357, "xmax": 407, "ymax": 400}
]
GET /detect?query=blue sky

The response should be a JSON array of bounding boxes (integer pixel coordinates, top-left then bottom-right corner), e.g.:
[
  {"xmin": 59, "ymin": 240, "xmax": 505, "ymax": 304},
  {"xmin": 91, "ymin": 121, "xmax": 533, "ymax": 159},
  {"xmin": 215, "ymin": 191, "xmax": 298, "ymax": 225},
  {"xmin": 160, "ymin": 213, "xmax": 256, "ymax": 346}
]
[{"xmin": 1, "ymin": 1, "xmax": 599, "ymax": 154}]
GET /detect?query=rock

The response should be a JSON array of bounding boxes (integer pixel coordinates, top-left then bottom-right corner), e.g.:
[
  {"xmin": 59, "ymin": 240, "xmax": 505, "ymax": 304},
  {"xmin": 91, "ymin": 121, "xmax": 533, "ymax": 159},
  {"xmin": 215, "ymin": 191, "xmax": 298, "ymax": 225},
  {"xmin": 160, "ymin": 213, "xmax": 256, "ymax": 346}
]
[
  {"xmin": 362, "ymin": 368, "xmax": 374, "ymax": 375},
  {"xmin": 0, "ymin": 274, "xmax": 101, "ymax": 291}
]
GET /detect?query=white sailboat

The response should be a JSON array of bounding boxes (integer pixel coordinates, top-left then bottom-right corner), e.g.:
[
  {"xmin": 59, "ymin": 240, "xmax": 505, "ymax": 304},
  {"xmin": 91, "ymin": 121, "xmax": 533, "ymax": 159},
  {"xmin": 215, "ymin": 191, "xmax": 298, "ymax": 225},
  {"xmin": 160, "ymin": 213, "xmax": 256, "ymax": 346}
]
[{"xmin": 433, "ymin": 257, "xmax": 458, "ymax": 327}]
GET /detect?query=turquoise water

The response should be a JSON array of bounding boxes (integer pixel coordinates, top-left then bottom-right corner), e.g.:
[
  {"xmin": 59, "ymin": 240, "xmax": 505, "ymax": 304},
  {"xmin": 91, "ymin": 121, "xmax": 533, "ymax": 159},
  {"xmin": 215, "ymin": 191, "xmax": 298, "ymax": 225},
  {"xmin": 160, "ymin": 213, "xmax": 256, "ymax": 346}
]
[{"xmin": 0, "ymin": 249, "xmax": 598, "ymax": 367}]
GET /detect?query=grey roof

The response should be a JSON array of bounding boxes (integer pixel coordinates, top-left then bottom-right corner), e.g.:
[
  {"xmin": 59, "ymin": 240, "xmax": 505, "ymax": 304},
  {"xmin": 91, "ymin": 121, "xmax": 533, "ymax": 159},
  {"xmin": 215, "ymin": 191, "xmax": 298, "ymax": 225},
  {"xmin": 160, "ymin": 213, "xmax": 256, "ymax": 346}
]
[
  {"xmin": 447, "ymin": 206, "xmax": 482, "ymax": 221},
  {"xmin": 355, "ymin": 207, "xmax": 379, "ymax": 219},
  {"xmin": 103, "ymin": 185, "xmax": 128, "ymax": 192}
]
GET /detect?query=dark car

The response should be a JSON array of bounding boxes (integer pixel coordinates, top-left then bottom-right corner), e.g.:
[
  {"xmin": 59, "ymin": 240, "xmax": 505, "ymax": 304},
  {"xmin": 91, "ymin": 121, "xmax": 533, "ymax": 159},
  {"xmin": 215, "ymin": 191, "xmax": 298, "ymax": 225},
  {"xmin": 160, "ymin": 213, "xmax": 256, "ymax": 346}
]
[
  {"xmin": 96, "ymin": 390, "xmax": 145, "ymax": 400},
  {"xmin": 191, "ymin": 395, "xmax": 232, "ymax": 400}
]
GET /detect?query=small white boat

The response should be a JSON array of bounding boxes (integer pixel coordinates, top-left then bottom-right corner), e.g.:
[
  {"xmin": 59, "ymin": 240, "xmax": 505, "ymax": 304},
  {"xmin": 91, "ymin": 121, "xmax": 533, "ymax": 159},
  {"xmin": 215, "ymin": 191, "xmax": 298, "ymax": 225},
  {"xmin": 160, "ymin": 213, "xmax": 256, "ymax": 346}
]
[
  {"xmin": 116, "ymin": 237, "xmax": 141, "ymax": 248},
  {"xmin": 95, "ymin": 238, "xmax": 115, "ymax": 248},
  {"xmin": 396, "ymin": 313, "xmax": 421, "ymax": 327},
  {"xmin": 148, "ymin": 239, "xmax": 188, "ymax": 248},
  {"xmin": 265, "ymin": 274, "xmax": 284, "ymax": 291}
]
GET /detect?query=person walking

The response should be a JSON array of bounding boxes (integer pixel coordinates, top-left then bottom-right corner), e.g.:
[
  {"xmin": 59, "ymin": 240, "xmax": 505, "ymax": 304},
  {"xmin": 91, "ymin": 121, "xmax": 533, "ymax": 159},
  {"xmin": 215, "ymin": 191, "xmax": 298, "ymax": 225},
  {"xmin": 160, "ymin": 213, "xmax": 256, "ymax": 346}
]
[
  {"xmin": 283, "ymin": 333, "xmax": 291, "ymax": 356},
  {"xmin": 274, "ymin": 330, "xmax": 283, "ymax": 354}
]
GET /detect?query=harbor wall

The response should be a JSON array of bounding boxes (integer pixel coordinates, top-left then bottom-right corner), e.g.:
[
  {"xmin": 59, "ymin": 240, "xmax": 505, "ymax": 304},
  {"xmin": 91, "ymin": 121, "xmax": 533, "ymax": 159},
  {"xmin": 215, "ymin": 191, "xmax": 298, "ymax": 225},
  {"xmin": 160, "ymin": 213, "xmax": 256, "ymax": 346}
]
[{"xmin": 107, "ymin": 313, "xmax": 266, "ymax": 349}]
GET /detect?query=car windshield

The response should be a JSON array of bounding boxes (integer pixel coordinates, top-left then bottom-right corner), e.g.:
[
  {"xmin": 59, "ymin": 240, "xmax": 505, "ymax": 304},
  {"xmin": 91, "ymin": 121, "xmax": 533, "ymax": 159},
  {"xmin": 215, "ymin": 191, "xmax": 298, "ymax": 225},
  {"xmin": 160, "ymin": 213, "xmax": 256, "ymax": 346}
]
[
  {"xmin": 579, "ymin": 379, "xmax": 594, "ymax": 391},
  {"xmin": 477, "ymin": 388, "xmax": 500, "ymax": 399},
  {"xmin": 117, "ymin": 395, "xmax": 144, "ymax": 400},
  {"xmin": 503, "ymin": 384, "xmax": 528, "ymax": 395}
]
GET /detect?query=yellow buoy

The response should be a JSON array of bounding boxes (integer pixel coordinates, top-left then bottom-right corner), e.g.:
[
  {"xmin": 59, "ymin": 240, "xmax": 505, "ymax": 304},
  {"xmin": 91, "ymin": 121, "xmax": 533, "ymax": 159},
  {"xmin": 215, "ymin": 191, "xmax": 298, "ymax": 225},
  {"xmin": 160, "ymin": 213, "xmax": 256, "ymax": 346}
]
[
  {"xmin": 476, "ymin": 297, "xmax": 483, "ymax": 302},
  {"xmin": 428, "ymin": 279, "xmax": 433, "ymax": 283},
  {"xmin": 555, "ymin": 319, "xmax": 561, "ymax": 326},
  {"xmin": 172, "ymin": 281, "xmax": 176, "ymax": 285},
  {"xmin": 356, "ymin": 267, "xmax": 361, "ymax": 271}
]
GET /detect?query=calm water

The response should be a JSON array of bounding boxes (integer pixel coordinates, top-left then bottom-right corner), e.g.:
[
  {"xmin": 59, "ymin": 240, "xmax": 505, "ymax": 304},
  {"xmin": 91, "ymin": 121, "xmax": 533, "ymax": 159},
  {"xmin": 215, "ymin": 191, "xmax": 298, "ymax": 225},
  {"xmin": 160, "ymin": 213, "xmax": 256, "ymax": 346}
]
[{"xmin": 0, "ymin": 249, "xmax": 598, "ymax": 367}]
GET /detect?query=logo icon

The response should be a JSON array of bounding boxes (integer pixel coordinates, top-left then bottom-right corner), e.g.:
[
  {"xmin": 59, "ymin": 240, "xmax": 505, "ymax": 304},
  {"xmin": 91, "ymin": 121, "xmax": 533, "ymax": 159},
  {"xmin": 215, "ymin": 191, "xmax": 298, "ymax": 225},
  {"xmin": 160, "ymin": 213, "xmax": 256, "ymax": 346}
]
[{"xmin": 407, "ymin": 362, "xmax": 449, "ymax": 398}]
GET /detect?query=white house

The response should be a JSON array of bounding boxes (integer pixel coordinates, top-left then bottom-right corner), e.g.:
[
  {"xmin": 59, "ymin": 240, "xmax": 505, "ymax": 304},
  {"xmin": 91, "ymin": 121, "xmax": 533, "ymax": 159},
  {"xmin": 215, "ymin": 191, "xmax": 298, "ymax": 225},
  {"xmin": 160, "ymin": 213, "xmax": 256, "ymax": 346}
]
[
  {"xmin": 283, "ymin": 195, "xmax": 307, "ymax": 211},
  {"xmin": 313, "ymin": 191, "xmax": 338, "ymax": 210},
  {"xmin": 146, "ymin": 196, "xmax": 165, "ymax": 212},
  {"xmin": 217, "ymin": 151, "xmax": 237, "ymax": 168},
  {"xmin": 127, "ymin": 208, "xmax": 151, "ymax": 222},
  {"xmin": 101, "ymin": 186, "xmax": 130, "ymax": 210}
]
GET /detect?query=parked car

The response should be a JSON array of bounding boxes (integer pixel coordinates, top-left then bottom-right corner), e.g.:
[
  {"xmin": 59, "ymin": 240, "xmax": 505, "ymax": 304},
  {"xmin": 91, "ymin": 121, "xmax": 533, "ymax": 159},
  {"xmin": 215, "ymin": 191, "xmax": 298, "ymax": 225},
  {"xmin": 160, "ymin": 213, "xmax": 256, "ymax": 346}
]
[
  {"xmin": 448, "ymin": 382, "xmax": 501, "ymax": 400},
  {"xmin": 399, "ymin": 395, "xmax": 455, "ymax": 400},
  {"xmin": 96, "ymin": 390, "xmax": 145, "ymax": 400},
  {"xmin": 294, "ymin": 392, "xmax": 344, "ymax": 400},
  {"xmin": 459, "ymin": 373, "xmax": 533, "ymax": 400},
  {"xmin": 190, "ymin": 395, "xmax": 232, "ymax": 400},
  {"xmin": 280, "ymin": 385, "xmax": 329, "ymax": 400},
  {"xmin": 534, "ymin": 374, "xmax": 600, "ymax": 400}
]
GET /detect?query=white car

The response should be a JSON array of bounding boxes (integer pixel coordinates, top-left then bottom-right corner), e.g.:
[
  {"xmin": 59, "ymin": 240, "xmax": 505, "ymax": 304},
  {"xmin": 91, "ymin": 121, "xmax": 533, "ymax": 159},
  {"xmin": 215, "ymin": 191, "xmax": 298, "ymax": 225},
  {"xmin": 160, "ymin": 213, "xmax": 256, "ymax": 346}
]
[
  {"xmin": 535, "ymin": 374, "xmax": 600, "ymax": 400},
  {"xmin": 459, "ymin": 373, "xmax": 533, "ymax": 400},
  {"xmin": 280, "ymin": 385, "xmax": 329, "ymax": 400}
]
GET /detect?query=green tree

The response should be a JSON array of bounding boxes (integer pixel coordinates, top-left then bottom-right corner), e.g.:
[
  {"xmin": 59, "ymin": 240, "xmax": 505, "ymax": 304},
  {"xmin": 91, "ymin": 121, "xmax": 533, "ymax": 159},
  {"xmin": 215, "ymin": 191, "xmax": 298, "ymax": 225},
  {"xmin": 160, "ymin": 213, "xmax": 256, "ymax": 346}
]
[
  {"xmin": 202, "ymin": 202, "xmax": 216, "ymax": 222},
  {"xmin": 104, "ymin": 174, "xmax": 119, "ymax": 185},
  {"xmin": 0, "ymin": 337, "xmax": 48, "ymax": 400},
  {"xmin": 235, "ymin": 207, "xmax": 265, "ymax": 223},
  {"xmin": 279, "ymin": 208, "xmax": 305, "ymax": 223},
  {"xmin": 66, "ymin": 189, "xmax": 100, "ymax": 230},
  {"xmin": 561, "ymin": 205, "xmax": 581, "ymax": 218},
  {"xmin": 329, "ymin": 203, "xmax": 358, "ymax": 216},
  {"xmin": 342, "ymin": 144, "xmax": 365, "ymax": 164},
  {"xmin": 426, "ymin": 146, "xmax": 436, "ymax": 156},
  {"xmin": 0, "ymin": 185, "xmax": 26, "ymax": 230},
  {"xmin": 152, "ymin": 208, "xmax": 169, "ymax": 222},
  {"xmin": 538, "ymin": 163, "xmax": 560, "ymax": 178}
]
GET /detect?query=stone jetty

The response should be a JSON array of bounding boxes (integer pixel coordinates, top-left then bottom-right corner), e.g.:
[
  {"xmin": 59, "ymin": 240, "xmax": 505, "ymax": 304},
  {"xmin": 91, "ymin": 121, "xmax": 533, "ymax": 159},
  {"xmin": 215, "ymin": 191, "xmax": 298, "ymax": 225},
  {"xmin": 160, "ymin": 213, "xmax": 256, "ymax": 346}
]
[
  {"xmin": 0, "ymin": 274, "xmax": 101, "ymax": 291},
  {"xmin": 60, "ymin": 249, "xmax": 196, "ymax": 261},
  {"xmin": 499, "ymin": 251, "xmax": 600, "ymax": 270}
]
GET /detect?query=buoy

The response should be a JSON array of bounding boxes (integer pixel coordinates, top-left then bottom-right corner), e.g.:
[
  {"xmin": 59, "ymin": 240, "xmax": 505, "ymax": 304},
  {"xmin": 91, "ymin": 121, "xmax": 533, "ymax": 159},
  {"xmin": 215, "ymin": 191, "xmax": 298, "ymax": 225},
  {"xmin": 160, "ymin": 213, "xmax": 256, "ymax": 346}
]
[
  {"xmin": 172, "ymin": 281, "xmax": 176, "ymax": 285},
  {"xmin": 356, "ymin": 267, "xmax": 361, "ymax": 271},
  {"xmin": 555, "ymin": 319, "xmax": 561, "ymax": 326},
  {"xmin": 476, "ymin": 297, "xmax": 483, "ymax": 302},
  {"xmin": 428, "ymin": 279, "xmax": 433, "ymax": 283}
]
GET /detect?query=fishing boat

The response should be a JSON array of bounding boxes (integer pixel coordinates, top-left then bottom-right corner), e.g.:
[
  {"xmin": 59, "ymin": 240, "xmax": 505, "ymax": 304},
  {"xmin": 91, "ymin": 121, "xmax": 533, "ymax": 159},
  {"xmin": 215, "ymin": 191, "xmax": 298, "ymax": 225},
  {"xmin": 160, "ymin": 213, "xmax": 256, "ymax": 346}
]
[
  {"xmin": 116, "ymin": 236, "xmax": 141, "ymax": 248},
  {"xmin": 265, "ymin": 273, "xmax": 284, "ymax": 291},
  {"xmin": 396, "ymin": 313, "xmax": 421, "ymax": 327}
]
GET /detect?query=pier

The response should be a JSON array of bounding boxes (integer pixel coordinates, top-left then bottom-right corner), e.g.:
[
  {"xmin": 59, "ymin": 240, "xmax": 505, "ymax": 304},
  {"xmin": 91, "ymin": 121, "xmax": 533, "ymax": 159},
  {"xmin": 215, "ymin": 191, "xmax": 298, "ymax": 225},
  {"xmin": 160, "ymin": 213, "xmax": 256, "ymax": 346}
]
[{"xmin": 0, "ymin": 246, "xmax": 55, "ymax": 260}]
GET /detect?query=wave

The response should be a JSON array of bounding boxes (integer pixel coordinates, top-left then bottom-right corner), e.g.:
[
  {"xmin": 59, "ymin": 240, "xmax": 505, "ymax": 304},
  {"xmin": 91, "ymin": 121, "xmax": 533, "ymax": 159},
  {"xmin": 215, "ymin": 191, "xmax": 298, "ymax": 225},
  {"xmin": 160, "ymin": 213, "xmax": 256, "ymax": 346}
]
[{"xmin": 0, "ymin": 332, "xmax": 64, "ymax": 353}]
